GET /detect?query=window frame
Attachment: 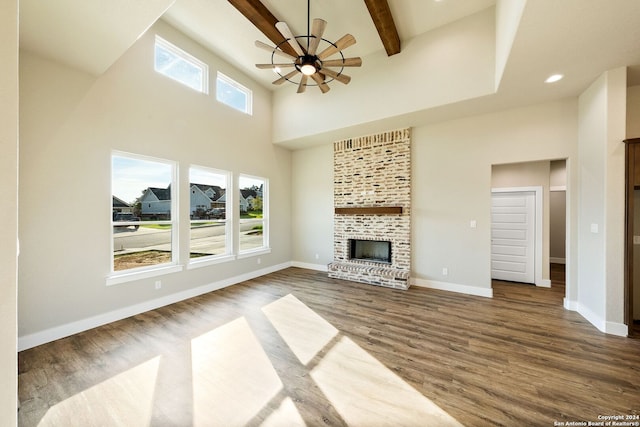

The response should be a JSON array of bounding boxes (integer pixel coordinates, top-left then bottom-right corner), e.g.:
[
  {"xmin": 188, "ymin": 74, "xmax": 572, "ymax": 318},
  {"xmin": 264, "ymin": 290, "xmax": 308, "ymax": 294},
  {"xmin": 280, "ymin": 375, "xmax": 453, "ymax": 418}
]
[
  {"xmin": 108, "ymin": 151, "xmax": 181, "ymax": 285},
  {"xmin": 238, "ymin": 174, "xmax": 269, "ymax": 258},
  {"xmin": 154, "ymin": 35, "xmax": 209, "ymax": 94},
  {"xmin": 216, "ymin": 71, "xmax": 253, "ymax": 115},
  {"xmin": 188, "ymin": 165, "xmax": 235, "ymax": 268}
]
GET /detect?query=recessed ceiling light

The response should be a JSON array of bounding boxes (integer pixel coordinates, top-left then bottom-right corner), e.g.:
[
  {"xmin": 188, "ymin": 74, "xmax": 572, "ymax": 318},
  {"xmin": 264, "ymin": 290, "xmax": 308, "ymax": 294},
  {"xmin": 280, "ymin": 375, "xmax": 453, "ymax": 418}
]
[{"xmin": 545, "ymin": 74, "xmax": 564, "ymax": 83}]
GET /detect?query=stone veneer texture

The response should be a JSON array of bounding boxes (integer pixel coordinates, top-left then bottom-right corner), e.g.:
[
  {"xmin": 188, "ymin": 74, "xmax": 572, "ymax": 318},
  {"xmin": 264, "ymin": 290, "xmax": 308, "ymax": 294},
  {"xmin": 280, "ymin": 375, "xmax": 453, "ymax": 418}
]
[{"xmin": 329, "ymin": 128, "xmax": 411, "ymax": 290}]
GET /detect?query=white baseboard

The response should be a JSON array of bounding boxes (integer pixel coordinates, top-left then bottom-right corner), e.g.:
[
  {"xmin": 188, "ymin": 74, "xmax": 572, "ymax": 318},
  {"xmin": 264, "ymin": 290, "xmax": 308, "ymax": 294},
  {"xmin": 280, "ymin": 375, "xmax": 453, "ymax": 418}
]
[
  {"xmin": 575, "ymin": 302, "xmax": 606, "ymax": 333},
  {"xmin": 564, "ymin": 298, "xmax": 578, "ymax": 311},
  {"xmin": 291, "ymin": 261, "xmax": 328, "ymax": 272},
  {"xmin": 412, "ymin": 278, "xmax": 493, "ymax": 298},
  {"xmin": 550, "ymin": 257, "xmax": 566, "ymax": 264},
  {"xmin": 559, "ymin": 299, "xmax": 627, "ymax": 337},
  {"xmin": 537, "ymin": 279, "xmax": 551, "ymax": 288},
  {"xmin": 573, "ymin": 302, "xmax": 628, "ymax": 337},
  {"xmin": 18, "ymin": 262, "xmax": 292, "ymax": 351},
  {"xmin": 605, "ymin": 321, "xmax": 628, "ymax": 337}
]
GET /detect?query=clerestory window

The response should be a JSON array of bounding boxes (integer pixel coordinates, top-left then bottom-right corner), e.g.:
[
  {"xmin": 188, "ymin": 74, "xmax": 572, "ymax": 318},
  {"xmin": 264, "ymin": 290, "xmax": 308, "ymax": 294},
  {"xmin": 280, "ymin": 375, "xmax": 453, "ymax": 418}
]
[
  {"xmin": 154, "ymin": 35, "xmax": 208, "ymax": 93},
  {"xmin": 216, "ymin": 72, "xmax": 252, "ymax": 115}
]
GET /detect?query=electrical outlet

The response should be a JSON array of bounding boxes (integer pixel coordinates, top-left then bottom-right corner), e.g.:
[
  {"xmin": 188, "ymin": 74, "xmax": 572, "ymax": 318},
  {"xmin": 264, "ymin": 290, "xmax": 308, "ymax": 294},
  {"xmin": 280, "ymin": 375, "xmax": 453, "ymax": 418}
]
[
  {"xmin": 155, "ymin": 280, "xmax": 161, "ymax": 290},
  {"xmin": 634, "ymin": 235, "xmax": 640, "ymax": 245},
  {"xmin": 315, "ymin": 253, "xmax": 319, "ymax": 260},
  {"xmin": 442, "ymin": 267, "xmax": 449, "ymax": 276},
  {"xmin": 470, "ymin": 220, "xmax": 477, "ymax": 229},
  {"xmin": 257, "ymin": 258, "xmax": 261, "ymax": 265}
]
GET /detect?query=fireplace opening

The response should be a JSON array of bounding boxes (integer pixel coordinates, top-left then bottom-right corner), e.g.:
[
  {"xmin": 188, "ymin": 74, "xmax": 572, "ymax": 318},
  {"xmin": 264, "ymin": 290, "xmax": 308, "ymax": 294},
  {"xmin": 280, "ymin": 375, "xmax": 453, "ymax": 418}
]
[{"xmin": 349, "ymin": 239, "xmax": 392, "ymax": 264}]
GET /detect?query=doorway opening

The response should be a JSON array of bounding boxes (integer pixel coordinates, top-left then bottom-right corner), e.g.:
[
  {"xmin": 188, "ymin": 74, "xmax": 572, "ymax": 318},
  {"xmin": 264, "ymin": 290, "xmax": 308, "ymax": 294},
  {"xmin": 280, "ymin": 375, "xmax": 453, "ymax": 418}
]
[{"xmin": 491, "ymin": 160, "xmax": 567, "ymax": 305}]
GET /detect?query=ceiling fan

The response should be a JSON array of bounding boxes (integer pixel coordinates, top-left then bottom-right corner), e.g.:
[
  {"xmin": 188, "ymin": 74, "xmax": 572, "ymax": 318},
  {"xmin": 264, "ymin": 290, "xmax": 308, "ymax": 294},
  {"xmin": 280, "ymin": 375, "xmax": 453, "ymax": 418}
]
[{"xmin": 254, "ymin": 0, "xmax": 362, "ymax": 94}]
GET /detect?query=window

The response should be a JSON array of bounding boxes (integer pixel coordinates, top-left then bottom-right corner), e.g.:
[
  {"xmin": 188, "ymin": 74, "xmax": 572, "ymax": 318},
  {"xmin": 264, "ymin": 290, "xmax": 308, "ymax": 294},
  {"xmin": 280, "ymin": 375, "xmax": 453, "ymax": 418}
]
[
  {"xmin": 189, "ymin": 166, "xmax": 231, "ymax": 263},
  {"xmin": 111, "ymin": 152, "xmax": 178, "ymax": 278},
  {"xmin": 216, "ymin": 72, "xmax": 252, "ymax": 114},
  {"xmin": 154, "ymin": 36, "xmax": 208, "ymax": 93},
  {"xmin": 239, "ymin": 175, "xmax": 268, "ymax": 254}
]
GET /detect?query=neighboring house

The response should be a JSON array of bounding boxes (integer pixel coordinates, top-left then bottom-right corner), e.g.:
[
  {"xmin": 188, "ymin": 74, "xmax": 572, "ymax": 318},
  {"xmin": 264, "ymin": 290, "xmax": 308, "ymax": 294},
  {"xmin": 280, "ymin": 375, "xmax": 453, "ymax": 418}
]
[
  {"xmin": 112, "ymin": 196, "xmax": 132, "ymax": 214},
  {"xmin": 141, "ymin": 184, "xmax": 226, "ymax": 218},
  {"xmin": 140, "ymin": 186, "xmax": 171, "ymax": 219},
  {"xmin": 241, "ymin": 189, "xmax": 257, "ymax": 211},
  {"xmin": 217, "ymin": 190, "xmax": 250, "ymax": 213},
  {"xmin": 189, "ymin": 184, "xmax": 216, "ymax": 217}
]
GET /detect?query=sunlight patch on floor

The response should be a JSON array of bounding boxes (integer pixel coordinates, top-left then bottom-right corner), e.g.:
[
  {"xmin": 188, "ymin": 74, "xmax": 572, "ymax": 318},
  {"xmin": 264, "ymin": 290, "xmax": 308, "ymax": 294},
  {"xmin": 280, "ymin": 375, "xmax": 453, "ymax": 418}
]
[
  {"xmin": 262, "ymin": 293, "xmax": 339, "ymax": 365},
  {"xmin": 311, "ymin": 337, "xmax": 464, "ymax": 427},
  {"xmin": 38, "ymin": 356, "xmax": 160, "ymax": 427},
  {"xmin": 259, "ymin": 397, "xmax": 307, "ymax": 427},
  {"xmin": 191, "ymin": 317, "xmax": 283, "ymax": 427}
]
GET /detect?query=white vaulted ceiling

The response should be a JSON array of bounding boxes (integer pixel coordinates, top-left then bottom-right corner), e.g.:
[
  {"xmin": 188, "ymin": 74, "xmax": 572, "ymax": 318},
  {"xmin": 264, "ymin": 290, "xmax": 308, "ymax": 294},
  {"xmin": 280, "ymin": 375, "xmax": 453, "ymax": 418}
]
[{"xmin": 19, "ymin": 0, "xmax": 640, "ymax": 148}]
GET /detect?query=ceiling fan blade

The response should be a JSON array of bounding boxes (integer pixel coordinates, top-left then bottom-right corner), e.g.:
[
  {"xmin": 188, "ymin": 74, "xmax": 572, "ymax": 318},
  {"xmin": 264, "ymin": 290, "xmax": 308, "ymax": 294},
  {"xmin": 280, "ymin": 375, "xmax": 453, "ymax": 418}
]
[
  {"xmin": 272, "ymin": 70, "xmax": 299, "ymax": 85},
  {"xmin": 322, "ymin": 57, "xmax": 362, "ymax": 67},
  {"xmin": 310, "ymin": 73, "xmax": 330, "ymax": 93},
  {"xmin": 255, "ymin": 63, "xmax": 295, "ymax": 69},
  {"xmin": 255, "ymin": 40, "xmax": 295, "ymax": 61},
  {"xmin": 307, "ymin": 18, "xmax": 327, "ymax": 56},
  {"xmin": 317, "ymin": 34, "xmax": 356, "ymax": 60},
  {"xmin": 275, "ymin": 22, "xmax": 306, "ymax": 56},
  {"xmin": 319, "ymin": 67, "xmax": 351, "ymax": 84},
  {"xmin": 297, "ymin": 75, "xmax": 308, "ymax": 93}
]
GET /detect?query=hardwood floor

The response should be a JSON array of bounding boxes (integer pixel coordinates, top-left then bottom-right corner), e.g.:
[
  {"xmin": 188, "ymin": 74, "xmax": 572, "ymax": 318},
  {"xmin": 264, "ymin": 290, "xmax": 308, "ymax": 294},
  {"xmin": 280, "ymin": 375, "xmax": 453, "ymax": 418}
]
[{"xmin": 18, "ymin": 265, "xmax": 640, "ymax": 426}]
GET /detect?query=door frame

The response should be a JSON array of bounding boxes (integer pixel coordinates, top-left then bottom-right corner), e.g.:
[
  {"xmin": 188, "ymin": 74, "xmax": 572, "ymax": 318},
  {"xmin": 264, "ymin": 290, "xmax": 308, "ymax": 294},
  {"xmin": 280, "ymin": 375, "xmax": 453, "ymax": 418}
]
[{"xmin": 491, "ymin": 186, "xmax": 547, "ymax": 287}]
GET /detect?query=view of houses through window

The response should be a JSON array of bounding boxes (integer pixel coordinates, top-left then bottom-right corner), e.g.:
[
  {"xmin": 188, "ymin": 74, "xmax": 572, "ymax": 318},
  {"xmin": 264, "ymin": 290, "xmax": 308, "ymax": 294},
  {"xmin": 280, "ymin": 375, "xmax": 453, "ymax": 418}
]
[
  {"xmin": 239, "ymin": 174, "xmax": 267, "ymax": 253},
  {"xmin": 112, "ymin": 153, "xmax": 268, "ymax": 276},
  {"xmin": 189, "ymin": 167, "xmax": 229, "ymax": 260},
  {"xmin": 111, "ymin": 153, "xmax": 176, "ymax": 272}
]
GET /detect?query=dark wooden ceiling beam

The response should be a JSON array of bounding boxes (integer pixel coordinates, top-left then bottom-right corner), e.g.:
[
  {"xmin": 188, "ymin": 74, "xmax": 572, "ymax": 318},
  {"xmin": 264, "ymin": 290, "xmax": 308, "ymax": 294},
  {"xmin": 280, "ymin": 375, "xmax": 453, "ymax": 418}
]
[
  {"xmin": 227, "ymin": 0, "xmax": 298, "ymax": 57},
  {"xmin": 363, "ymin": 0, "xmax": 401, "ymax": 56}
]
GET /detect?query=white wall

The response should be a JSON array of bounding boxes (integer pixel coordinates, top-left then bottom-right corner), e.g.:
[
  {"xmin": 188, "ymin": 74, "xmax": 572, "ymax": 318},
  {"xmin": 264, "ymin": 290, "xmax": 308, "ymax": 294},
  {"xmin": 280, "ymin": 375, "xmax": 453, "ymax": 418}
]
[
  {"xmin": 292, "ymin": 98, "xmax": 578, "ymax": 298},
  {"xmin": 576, "ymin": 68, "xmax": 627, "ymax": 336},
  {"xmin": 0, "ymin": 0, "xmax": 18, "ymax": 422},
  {"xmin": 291, "ymin": 144, "xmax": 334, "ymax": 270},
  {"xmin": 494, "ymin": 0, "xmax": 526, "ymax": 89},
  {"xmin": 273, "ymin": 8, "xmax": 497, "ymax": 144},
  {"xmin": 549, "ymin": 160, "xmax": 567, "ymax": 262},
  {"xmin": 18, "ymin": 20, "xmax": 291, "ymax": 347}
]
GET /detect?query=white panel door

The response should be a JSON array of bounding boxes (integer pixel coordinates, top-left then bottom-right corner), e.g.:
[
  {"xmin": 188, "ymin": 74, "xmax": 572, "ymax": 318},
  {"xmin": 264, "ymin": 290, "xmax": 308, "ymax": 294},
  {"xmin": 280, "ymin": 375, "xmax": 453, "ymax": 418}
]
[{"xmin": 491, "ymin": 191, "xmax": 535, "ymax": 284}]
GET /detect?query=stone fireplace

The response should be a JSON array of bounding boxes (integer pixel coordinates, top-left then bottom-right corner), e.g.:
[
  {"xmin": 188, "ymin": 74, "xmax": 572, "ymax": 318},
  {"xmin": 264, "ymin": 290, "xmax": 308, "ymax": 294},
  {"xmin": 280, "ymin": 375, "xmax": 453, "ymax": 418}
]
[{"xmin": 328, "ymin": 128, "xmax": 411, "ymax": 290}]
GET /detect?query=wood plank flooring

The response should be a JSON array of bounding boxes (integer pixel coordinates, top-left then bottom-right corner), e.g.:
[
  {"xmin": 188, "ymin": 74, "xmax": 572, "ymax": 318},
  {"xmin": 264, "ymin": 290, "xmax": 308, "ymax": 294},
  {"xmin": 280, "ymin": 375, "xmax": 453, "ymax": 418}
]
[{"xmin": 18, "ymin": 265, "xmax": 640, "ymax": 426}]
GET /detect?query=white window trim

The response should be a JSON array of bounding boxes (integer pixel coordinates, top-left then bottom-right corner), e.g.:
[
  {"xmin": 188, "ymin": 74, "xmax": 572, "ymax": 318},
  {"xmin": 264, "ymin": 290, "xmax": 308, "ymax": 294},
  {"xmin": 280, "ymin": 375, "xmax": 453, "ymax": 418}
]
[
  {"xmin": 187, "ymin": 254, "xmax": 236, "ymax": 269},
  {"xmin": 109, "ymin": 151, "xmax": 180, "ymax": 284},
  {"xmin": 107, "ymin": 264, "xmax": 183, "ymax": 286},
  {"xmin": 154, "ymin": 35, "xmax": 209, "ymax": 94},
  {"xmin": 216, "ymin": 71, "xmax": 253, "ymax": 115},
  {"xmin": 237, "ymin": 247, "xmax": 272, "ymax": 260}
]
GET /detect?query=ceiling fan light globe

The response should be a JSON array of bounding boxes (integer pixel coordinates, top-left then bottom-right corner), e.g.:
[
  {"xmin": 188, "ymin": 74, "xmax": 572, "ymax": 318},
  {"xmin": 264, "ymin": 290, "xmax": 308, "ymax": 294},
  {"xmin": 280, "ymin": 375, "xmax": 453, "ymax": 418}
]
[{"xmin": 301, "ymin": 64, "xmax": 317, "ymax": 75}]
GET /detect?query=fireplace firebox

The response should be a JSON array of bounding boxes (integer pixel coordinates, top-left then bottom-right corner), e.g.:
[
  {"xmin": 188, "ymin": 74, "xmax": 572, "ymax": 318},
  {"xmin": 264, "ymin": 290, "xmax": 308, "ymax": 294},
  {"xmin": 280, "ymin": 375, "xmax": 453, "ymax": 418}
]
[{"xmin": 349, "ymin": 239, "xmax": 392, "ymax": 264}]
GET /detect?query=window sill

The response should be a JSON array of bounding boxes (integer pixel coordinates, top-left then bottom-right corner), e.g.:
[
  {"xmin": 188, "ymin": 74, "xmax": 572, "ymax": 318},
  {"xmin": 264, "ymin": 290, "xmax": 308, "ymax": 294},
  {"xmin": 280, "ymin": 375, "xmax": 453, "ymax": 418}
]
[
  {"xmin": 187, "ymin": 254, "xmax": 236, "ymax": 270},
  {"xmin": 237, "ymin": 247, "xmax": 271, "ymax": 259},
  {"xmin": 106, "ymin": 264, "xmax": 183, "ymax": 286}
]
